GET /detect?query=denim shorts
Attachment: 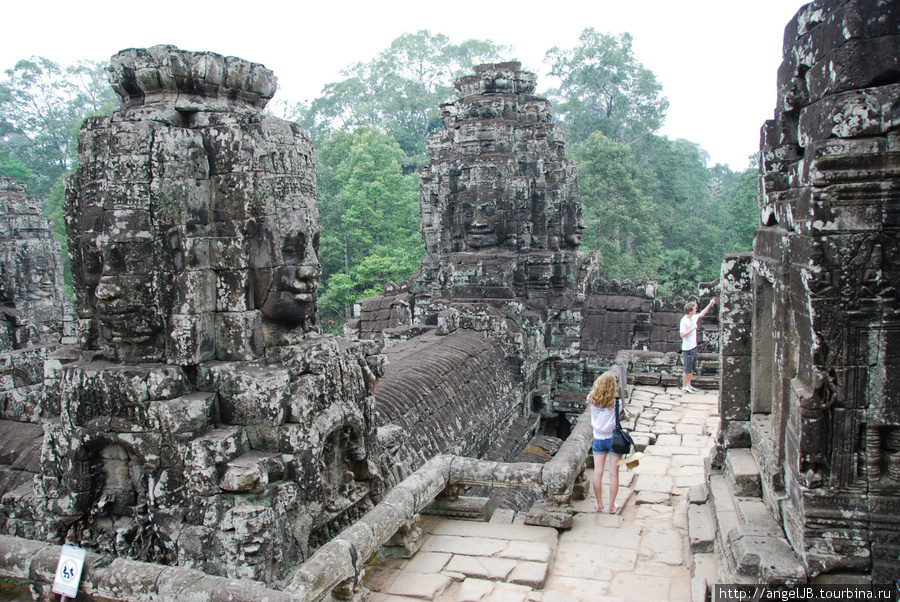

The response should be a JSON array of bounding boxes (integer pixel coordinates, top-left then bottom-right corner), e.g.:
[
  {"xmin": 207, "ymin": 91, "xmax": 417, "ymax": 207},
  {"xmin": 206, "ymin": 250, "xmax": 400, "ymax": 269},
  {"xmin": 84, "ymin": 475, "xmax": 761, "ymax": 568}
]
[
  {"xmin": 683, "ymin": 346, "xmax": 698, "ymax": 373},
  {"xmin": 592, "ymin": 437, "xmax": 620, "ymax": 456}
]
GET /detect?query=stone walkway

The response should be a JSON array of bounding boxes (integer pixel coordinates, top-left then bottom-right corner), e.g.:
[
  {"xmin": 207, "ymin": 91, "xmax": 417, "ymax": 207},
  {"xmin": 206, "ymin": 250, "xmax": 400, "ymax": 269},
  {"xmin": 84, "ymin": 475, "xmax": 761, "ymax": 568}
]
[{"xmin": 362, "ymin": 386, "xmax": 719, "ymax": 602}]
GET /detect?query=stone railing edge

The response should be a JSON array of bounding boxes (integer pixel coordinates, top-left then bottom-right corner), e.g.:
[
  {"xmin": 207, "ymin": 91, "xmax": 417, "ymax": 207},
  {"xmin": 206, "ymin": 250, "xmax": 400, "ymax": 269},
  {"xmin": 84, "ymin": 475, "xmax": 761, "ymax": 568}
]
[{"xmin": 0, "ymin": 409, "xmax": 592, "ymax": 601}]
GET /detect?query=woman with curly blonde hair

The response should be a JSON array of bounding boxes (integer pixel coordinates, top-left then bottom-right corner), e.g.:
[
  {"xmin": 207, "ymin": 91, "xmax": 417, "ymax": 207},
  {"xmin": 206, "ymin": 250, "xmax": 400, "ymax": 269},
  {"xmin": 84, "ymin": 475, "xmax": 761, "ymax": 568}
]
[{"xmin": 586, "ymin": 371, "xmax": 622, "ymax": 513}]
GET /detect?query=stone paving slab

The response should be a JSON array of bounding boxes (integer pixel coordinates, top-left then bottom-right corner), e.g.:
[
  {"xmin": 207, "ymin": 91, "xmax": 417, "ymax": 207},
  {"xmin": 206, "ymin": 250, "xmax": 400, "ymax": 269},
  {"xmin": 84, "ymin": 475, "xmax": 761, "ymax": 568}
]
[
  {"xmin": 422, "ymin": 535, "xmax": 509, "ymax": 556},
  {"xmin": 405, "ymin": 552, "xmax": 452, "ymax": 574},
  {"xmin": 384, "ymin": 571, "xmax": 454, "ymax": 599},
  {"xmin": 632, "ymin": 474, "xmax": 674, "ymax": 493},
  {"xmin": 638, "ymin": 528, "xmax": 685, "ymax": 565},
  {"xmin": 425, "ymin": 518, "xmax": 559, "ymax": 547},
  {"xmin": 446, "ymin": 555, "xmax": 518, "ymax": 580},
  {"xmin": 362, "ymin": 387, "xmax": 720, "ymax": 602},
  {"xmin": 499, "ymin": 540, "xmax": 553, "ymax": 563},
  {"xmin": 608, "ymin": 573, "xmax": 673, "ymax": 601},
  {"xmin": 507, "ymin": 561, "xmax": 550, "ymax": 588},
  {"xmin": 554, "ymin": 541, "xmax": 639, "ymax": 575},
  {"xmin": 543, "ymin": 575, "xmax": 616, "ymax": 600}
]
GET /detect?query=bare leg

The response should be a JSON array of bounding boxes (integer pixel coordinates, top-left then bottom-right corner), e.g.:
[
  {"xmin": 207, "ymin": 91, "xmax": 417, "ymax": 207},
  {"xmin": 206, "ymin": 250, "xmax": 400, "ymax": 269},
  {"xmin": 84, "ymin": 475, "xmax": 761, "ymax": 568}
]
[
  {"xmin": 608, "ymin": 454, "xmax": 620, "ymax": 513},
  {"xmin": 592, "ymin": 453, "xmax": 607, "ymax": 511},
  {"xmin": 682, "ymin": 370, "xmax": 692, "ymax": 389}
]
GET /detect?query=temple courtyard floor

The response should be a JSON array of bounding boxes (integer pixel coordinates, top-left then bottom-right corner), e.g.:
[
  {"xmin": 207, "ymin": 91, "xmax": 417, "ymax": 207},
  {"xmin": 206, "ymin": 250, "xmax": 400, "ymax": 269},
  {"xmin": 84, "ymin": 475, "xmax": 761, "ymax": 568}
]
[{"xmin": 361, "ymin": 385, "xmax": 719, "ymax": 602}]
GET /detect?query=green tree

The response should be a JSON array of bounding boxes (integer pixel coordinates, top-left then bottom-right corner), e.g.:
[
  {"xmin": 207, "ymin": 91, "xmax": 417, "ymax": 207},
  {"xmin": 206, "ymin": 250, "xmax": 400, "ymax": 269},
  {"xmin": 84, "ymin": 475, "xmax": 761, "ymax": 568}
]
[
  {"xmin": 545, "ymin": 29, "xmax": 669, "ymax": 146},
  {"xmin": 0, "ymin": 57, "xmax": 116, "ymax": 199},
  {"xmin": 301, "ymin": 31, "xmax": 509, "ymax": 166},
  {"xmin": 0, "ymin": 150, "xmax": 36, "ymax": 191},
  {"xmin": 634, "ymin": 136, "xmax": 728, "ymax": 281},
  {"xmin": 571, "ymin": 132, "xmax": 661, "ymax": 279},
  {"xmin": 316, "ymin": 127, "xmax": 424, "ymax": 329},
  {"xmin": 717, "ymin": 154, "xmax": 760, "ymax": 254},
  {"xmin": 658, "ymin": 248, "xmax": 701, "ymax": 297}
]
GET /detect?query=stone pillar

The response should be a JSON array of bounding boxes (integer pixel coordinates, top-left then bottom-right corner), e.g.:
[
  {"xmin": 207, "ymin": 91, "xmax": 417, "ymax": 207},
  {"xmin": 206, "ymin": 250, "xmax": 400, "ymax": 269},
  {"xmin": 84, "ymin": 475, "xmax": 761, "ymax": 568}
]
[
  {"xmin": 718, "ymin": 253, "xmax": 753, "ymax": 448},
  {"xmin": 755, "ymin": 0, "xmax": 900, "ymax": 581}
]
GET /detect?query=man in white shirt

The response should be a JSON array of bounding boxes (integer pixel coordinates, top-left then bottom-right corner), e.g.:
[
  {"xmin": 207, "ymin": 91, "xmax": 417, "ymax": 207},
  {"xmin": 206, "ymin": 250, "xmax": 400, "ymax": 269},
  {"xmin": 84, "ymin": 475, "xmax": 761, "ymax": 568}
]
[{"xmin": 680, "ymin": 298, "xmax": 716, "ymax": 392}]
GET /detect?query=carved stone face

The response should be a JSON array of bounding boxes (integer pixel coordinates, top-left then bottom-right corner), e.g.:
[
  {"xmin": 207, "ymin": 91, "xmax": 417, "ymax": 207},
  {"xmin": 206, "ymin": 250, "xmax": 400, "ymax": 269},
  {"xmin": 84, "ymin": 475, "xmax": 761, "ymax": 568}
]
[
  {"xmin": 82, "ymin": 210, "xmax": 163, "ymax": 346},
  {"xmin": 455, "ymin": 187, "xmax": 509, "ymax": 250},
  {"xmin": 563, "ymin": 200, "xmax": 585, "ymax": 248},
  {"xmin": 250, "ymin": 204, "xmax": 322, "ymax": 328}
]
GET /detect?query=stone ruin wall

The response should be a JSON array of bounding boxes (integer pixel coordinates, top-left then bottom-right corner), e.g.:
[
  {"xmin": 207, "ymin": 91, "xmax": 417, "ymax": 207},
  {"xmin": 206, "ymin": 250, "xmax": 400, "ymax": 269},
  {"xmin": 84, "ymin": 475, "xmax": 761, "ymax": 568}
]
[
  {"xmin": 0, "ymin": 46, "xmax": 388, "ymax": 584},
  {"xmin": 352, "ymin": 62, "xmax": 722, "ymax": 487},
  {"xmin": 352, "ymin": 63, "xmax": 581, "ymax": 482},
  {"xmin": 716, "ymin": 0, "xmax": 900, "ymax": 582},
  {"xmin": 0, "ymin": 178, "xmax": 65, "ymax": 352}
]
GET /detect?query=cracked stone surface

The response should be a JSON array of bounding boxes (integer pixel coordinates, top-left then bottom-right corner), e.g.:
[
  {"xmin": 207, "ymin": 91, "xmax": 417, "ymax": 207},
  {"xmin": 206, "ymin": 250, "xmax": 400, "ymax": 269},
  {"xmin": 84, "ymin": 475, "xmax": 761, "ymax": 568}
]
[{"xmin": 364, "ymin": 385, "xmax": 718, "ymax": 601}]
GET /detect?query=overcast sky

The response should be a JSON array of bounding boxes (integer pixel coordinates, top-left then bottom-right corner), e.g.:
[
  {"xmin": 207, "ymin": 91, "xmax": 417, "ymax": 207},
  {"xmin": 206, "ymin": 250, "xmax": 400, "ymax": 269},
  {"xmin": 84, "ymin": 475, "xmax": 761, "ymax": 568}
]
[{"xmin": 4, "ymin": 0, "xmax": 811, "ymax": 170}]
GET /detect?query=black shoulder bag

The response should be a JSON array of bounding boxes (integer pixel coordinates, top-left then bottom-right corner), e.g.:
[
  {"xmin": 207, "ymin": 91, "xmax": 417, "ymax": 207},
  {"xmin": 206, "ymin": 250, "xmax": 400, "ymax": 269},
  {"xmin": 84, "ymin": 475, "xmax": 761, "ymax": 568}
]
[{"xmin": 611, "ymin": 398, "xmax": 635, "ymax": 455}]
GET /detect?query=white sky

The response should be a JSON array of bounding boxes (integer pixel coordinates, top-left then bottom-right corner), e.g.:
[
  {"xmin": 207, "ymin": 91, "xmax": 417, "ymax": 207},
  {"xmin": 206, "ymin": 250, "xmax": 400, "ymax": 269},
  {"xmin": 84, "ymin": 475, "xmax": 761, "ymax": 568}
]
[{"xmin": 3, "ymin": 0, "xmax": 811, "ymax": 170}]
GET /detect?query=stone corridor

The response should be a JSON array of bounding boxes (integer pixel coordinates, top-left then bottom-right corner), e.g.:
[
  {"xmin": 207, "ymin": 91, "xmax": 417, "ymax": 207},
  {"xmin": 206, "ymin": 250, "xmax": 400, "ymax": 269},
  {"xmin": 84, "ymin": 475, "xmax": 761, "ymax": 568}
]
[{"xmin": 362, "ymin": 385, "xmax": 719, "ymax": 602}]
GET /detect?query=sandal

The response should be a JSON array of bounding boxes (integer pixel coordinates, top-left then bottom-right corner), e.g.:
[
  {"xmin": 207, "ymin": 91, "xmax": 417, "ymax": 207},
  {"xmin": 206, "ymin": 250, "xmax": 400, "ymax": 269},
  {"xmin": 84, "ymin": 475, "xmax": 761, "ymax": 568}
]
[{"xmin": 608, "ymin": 504, "xmax": 621, "ymax": 514}]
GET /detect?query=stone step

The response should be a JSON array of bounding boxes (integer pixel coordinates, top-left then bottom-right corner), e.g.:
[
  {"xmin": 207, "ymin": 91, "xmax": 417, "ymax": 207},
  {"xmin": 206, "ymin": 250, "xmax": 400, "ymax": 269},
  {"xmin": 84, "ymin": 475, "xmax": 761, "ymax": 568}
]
[
  {"xmin": 220, "ymin": 450, "xmax": 284, "ymax": 492},
  {"xmin": 424, "ymin": 496, "xmax": 490, "ymax": 521},
  {"xmin": 708, "ymin": 474, "xmax": 806, "ymax": 585},
  {"xmin": 724, "ymin": 448, "xmax": 761, "ymax": 497},
  {"xmin": 688, "ymin": 503, "xmax": 715, "ymax": 553},
  {"xmin": 691, "ymin": 553, "xmax": 719, "ymax": 602}
]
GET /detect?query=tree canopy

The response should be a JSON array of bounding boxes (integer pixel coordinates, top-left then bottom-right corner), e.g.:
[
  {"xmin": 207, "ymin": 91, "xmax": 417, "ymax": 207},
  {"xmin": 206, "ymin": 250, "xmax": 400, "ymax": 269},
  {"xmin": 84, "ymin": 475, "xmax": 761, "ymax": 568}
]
[
  {"xmin": 299, "ymin": 31, "xmax": 510, "ymax": 167},
  {"xmin": 0, "ymin": 32, "xmax": 761, "ymax": 321},
  {"xmin": 546, "ymin": 30, "xmax": 669, "ymax": 146},
  {"xmin": 315, "ymin": 127, "xmax": 423, "ymax": 330},
  {"xmin": 0, "ymin": 57, "xmax": 116, "ymax": 199},
  {"xmin": 571, "ymin": 132, "xmax": 661, "ymax": 279}
]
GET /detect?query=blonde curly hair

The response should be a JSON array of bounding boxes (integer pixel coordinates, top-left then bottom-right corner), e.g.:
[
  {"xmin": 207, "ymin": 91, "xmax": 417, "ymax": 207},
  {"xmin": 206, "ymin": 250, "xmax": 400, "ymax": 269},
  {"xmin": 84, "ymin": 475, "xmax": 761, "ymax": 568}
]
[{"xmin": 586, "ymin": 371, "xmax": 617, "ymax": 409}]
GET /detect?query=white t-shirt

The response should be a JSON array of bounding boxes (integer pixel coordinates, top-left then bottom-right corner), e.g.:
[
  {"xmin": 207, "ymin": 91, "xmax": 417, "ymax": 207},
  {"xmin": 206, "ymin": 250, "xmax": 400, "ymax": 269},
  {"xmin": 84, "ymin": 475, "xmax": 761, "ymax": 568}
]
[
  {"xmin": 680, "ymin": 314, "xmax": 699, "ymax": 351},
  {"xmin": 590, "ymin": 400, "xmax": 619, "ymax": 440}
]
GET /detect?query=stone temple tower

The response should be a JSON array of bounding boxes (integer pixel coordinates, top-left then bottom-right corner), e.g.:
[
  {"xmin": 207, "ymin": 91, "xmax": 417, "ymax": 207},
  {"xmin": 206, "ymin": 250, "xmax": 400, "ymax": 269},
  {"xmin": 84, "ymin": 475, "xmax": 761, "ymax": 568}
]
[
  {"xmin": 0, "ymin": 178, "xmax": 65, "ymax": 350},
  {"xmin": 712, "ymin": 0, "xmax": 900, "ymax": 583},
  {"xmin": 15, "ymin": 45, "xmax": 386, "ymax": 583}
]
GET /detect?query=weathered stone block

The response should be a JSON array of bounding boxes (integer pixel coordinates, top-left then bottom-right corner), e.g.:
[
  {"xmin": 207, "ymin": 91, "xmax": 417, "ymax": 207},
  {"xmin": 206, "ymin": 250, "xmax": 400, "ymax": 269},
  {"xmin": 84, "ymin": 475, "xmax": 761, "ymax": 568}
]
[
  {"xmin": 185, "ymin": 427, "xmax": 250, "ymax": 495},
  {"xmin": 806, "ymin": 36, "xmax": 900, "ymax": 104},
  {"xmin": 214, "ymin": 312, "xmax": 263, "ymax": 361},
  {"xmin": 154, "ymin": 392, "xmax": 216, "ymax": 433},
  {"xmin": 208, "ymin": 363, "xmax": 289, "ymax": 426},
  {"xmin": 725, "ymin": 449, "xmax": 761, "ymax": 498},
  {"xmin": 719, "ymin": 389, "xmax": 751, "ymax": 422},
  {"xmin": 167, "ymin": 313, "xmax": 216, "ymax": 365}
]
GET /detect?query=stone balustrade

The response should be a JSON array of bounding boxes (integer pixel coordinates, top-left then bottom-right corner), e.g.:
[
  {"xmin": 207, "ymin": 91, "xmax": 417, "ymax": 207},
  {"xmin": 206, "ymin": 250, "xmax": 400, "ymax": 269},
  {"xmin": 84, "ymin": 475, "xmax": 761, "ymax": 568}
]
[{"xmin": 0, "ymin": 410, "xmax": 592, "ymax": 601}]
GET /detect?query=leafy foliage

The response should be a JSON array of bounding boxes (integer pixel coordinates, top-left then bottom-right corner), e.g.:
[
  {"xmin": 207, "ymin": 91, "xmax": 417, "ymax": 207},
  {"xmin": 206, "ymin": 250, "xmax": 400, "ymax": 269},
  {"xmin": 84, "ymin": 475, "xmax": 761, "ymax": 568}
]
[
  {"xmin": 719, "ymin": 153, "xmax": 760, "ymax": 254},
  {"xmin": 300, "ymin": 31, "xmax": 509, "ymax": 167},
  {"xmin": 658, "ymin": 248, "xmax": 701, "ymax": 297},
  {"xmin": 571, "ymin": 132, "xmax": 661, "ymax": 279},
  {"xmin": 0, "ymin": 57, "xmax": 116, "ymax": 199},
  {"xmin": 315, "ymin": 127, "xmax": 423, "ymax": 331},
  {"xmin": 546, "ymin": 29, "xmax": 669, "ymax": 146}
]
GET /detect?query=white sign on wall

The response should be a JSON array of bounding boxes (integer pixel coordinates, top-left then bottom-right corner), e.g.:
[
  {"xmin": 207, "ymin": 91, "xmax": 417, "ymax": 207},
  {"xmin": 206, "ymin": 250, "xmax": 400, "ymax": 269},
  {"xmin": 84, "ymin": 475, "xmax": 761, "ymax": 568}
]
[{"xmin": 51, "ymin": 544, "xmax": 86, "ymax": 599}]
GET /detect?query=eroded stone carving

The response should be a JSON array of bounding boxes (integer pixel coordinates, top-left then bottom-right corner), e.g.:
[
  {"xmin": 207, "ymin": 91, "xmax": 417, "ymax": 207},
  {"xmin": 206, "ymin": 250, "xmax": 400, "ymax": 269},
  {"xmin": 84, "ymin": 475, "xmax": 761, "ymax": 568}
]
[
  {"xmin": 66, "ymin": 45, "xmax": 319, "ymax": 365},
  {"xmin": 0, "ymin": 46, "xmax": 385, "ymax": 584},
  {"xmin": 716, "ymin": 0, "xmax": 899, "ymax": 583},
  {"xmin": 0, "ymin": 178, "xmax": 65, "ymax": 351}
]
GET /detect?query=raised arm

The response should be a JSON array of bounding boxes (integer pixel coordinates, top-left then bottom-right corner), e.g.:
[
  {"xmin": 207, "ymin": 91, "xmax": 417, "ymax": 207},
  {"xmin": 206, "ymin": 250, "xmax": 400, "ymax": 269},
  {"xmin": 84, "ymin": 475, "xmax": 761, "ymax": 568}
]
[{"xmin": 697, "ymin": 298, "xmax": 717, "ymax": 319}]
